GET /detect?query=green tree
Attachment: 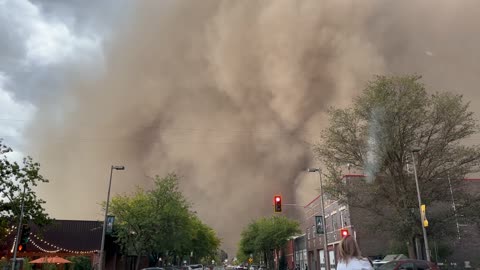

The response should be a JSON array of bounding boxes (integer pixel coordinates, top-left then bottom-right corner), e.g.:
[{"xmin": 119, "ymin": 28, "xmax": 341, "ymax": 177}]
[
  {"xmin": 0, "ymin": 140, "xmax": 50, "ymax": 242},
  {"xmin": 108, "ymin": 174, "xmax": 220, "ymax": 270},
  {"xmin": 238, "ymin": 216, "xmax": 300, "ymax": 269},
  {"xmin": 189, "ymin": 216, "xmax": 221, "ymax": 264},
  {"xmin": 315, "ymin": 75, "xmax": 480, "ymax": 257},
  {"xmin": 67, "ymin": 256, "xmax": 92, "ymax": 270}
]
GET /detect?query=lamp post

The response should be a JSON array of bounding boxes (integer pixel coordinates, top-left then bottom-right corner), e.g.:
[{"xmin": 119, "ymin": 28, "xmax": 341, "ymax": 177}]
[
  {"xmin": 307, "ymin": 168, "xmax": 330, "ymax": 270},
  {"xmin": 410, "ymin": 149, "xmax": 431, "ymax": 261},
  {"xmin": 99, "ymin": 165, "xmax": 125, "ymax": 270}
]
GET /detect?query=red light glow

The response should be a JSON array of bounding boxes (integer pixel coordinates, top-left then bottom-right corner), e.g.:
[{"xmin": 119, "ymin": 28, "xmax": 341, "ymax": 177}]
[{"xmin": 275, "ymin": 196, "xmax": 281, "ymax": 202}]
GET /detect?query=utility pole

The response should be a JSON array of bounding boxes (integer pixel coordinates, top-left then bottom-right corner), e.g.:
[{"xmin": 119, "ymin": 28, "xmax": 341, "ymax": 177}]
[
  {"xmin": 307, "ymin": 168, "xmax": 330, "ymax": 270},
  {"xmin": 11, "ymin": 184, "xmax": 27, "ymax": 270},
  {"xmin": 411, "ymin": 150, "xmax": 431, "ymax": 261}
]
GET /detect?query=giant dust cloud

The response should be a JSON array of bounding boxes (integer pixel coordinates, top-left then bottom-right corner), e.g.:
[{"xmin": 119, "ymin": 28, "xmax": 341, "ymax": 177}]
[{"xmin": 26, "ymin": 0, "xmax": 480, "ymax": 254}]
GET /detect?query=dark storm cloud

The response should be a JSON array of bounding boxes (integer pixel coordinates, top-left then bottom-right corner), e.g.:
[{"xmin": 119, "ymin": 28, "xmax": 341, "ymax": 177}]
[{"xmin": 12, "ymin": 0, "xmax": 480, "ymax": 255}]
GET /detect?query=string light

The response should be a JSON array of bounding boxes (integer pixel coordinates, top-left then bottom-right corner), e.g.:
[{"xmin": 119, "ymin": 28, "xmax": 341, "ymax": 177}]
[{"xmin": 29, "ymin": 233, "xmax": 99, "ymax": 254}]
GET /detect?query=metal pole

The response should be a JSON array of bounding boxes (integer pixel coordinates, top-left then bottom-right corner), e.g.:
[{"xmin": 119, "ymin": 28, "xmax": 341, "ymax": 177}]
[
  {"xmin": 318, "ymin": 171, "xmax": 330, "ymax": 270},
  {"xmin": 411, "ymin": 152, "xmax": 431, "ymax": 261},
  {"xmin": 11, "ymin": 184, "xmax": 26, "ymax": 270},
  {"xmin": 447, "ymin": 173, "xmax": 461, "ymax": 240},
  {"xmin": 100, "ymin": 166, "xmax": 114, "ymax": 270}
]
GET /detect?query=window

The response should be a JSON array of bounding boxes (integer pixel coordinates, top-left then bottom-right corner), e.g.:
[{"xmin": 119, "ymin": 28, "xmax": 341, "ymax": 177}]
[
  {"xmin": 325, "ymin": 216, "xmax": 331, "ymax": 232},
  {"xmin": 331, "ymin": 213, "xmax": 337, "ymax": 231},
  {"xmin": 398, "ymin": 263, "xmax": 414, "ymax": 270},
  {"xmin": 340, "ymin": 209, "xmax": 349, "ymax": 227}
]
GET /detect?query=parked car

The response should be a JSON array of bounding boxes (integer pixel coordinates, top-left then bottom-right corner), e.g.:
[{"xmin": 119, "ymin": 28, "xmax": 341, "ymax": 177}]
[
  {"xmin": 378, "ymin": 260, "xmax": 439, "ymax": 270},
  {"xmin": 373, "ymin": 254, "xmax": 409, "ymax": 269},
  {"xmin": 141, "ymin": 268, "xmax": 165, "ymax": 270}
]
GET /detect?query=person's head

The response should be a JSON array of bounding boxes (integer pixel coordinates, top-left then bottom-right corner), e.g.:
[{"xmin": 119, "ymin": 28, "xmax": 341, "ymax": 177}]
[{"xmin": 338, "ymin": 235, "xmax": 362, "ymax": 263}]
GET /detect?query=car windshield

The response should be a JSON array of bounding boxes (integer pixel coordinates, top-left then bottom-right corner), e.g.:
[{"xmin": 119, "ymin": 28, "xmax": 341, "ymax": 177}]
[{"xmin": 379, "ymin": 262, "xmax": 398, "ymax": 270}]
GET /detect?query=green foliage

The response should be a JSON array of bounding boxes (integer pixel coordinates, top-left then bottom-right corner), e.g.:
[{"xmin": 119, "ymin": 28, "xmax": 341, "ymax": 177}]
[
  {"xmin": 67, "ymin": 256, "xmax": 92, "ymax": 270},
  {"xmin": 238, "ymin": 216, "xmax": 300, "ymax": 268},
  {"xmin": 0, "ymin": 140, "xmax": 50, "ymax": 242},
  {"xmin": 316, "ymin": 75, "xmax": 480, "ymax": 243},
  {"xmin": 108, "ymin": 174, "xmax": 221, "ymax": 267}
]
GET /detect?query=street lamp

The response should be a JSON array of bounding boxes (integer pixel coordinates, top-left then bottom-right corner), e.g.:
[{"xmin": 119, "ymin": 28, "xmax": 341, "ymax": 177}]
[
  {"xmin": 99, "ymin": 165, "xmax": 125, "ymax": 270},
  {"xmin": 307, "ymin": 168, "xmax": 330, "ymax": 270},
  {"xmin": 410, "ymin": 149, "xmax": 431, "ymax": 261}
]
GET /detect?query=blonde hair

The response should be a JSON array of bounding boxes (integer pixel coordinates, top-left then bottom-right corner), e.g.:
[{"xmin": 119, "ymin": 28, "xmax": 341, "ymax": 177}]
[{"xmin": 337, "ymin": 235, "xmax": 362, "ymax": 263}]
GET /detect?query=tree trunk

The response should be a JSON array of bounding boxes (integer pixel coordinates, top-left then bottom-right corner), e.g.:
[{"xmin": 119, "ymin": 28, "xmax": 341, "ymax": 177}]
[
  {"xmin": 264, "ymin": 251, "xmax": 267, "ymax": 268},
  {"xmin": 135, "ymin": 255, "xmax": 141, "ymax": 270},
  {"xmin": 407, "ymin": 237, "xmax": 416, "ymax": 259}
]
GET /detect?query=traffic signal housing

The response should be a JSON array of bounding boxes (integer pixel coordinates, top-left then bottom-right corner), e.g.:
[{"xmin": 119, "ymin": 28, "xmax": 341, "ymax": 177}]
[
  {"xmin": 274, "ymin": 195, "xmax": 282, "ymax": 212},
  {"xmin": 18, "ymin": 224, "xmax": 30, "ymax": 252},
  {"xmin": 340, "ymin": 228, "xmax": 349, "ymax": 238}
]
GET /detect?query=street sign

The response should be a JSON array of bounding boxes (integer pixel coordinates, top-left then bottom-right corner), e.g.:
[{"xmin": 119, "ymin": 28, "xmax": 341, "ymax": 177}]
[
  {"xmin": 248, "ymin": 258, "xmax": 253, "ymax": 264},
  {"xmin": 315, "ymin": 216, "xmax": 324, "ymax": 234},
  {"xmin": 106, "ymin": 216, "xmax": 115, "ymax": 234}
]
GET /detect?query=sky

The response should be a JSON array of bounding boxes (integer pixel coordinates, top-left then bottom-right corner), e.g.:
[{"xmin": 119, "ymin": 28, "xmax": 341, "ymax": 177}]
[
  {"xmin": 2, "ymin": 0, "xmax": 480, "ymax": 255},
  {"xmin": 0, "ymin": 0, "xmax": 114, "ymax": 149}
]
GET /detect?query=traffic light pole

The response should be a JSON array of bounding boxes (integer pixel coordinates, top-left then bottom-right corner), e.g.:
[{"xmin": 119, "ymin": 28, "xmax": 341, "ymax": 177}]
[
  {"xmin": 317, "ymin": 171, "xmax": 331, "ymax": 270},
  {"xmin": 411, "ymin": 152, "xmax": 431, "ymax": 261},
  {"xmin": 11, "ymin": 185, "xmax": 26, "ymax": 270},
  {"xmin": 100, "ymin": 166, "xmax": 114, "ymax": 270}
]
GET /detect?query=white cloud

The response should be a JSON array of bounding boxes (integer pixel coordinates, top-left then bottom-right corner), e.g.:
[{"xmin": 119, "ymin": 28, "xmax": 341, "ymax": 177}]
[
  {"xmin": 0, "ymin": 72, "xmax": 35, "ymax": 155},
  {"xmin": 1, "ymin": 0, "xmax": 101, "ymax": 66}
]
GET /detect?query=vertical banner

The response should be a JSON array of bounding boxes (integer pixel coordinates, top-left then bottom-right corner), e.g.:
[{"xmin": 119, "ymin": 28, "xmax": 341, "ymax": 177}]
[
  {"xmin": 315, "ymin": 216, "xmax": 324, "ymax": 234},
  {"xmin": 106, "ymin": 215, "xmax": 115, "ymax": 234}
]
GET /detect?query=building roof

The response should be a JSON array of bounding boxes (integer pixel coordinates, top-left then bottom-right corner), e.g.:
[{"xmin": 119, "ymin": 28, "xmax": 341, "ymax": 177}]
[{"xmin": 2, "ymin": 219, "xmax": 102, "ymax": 254}]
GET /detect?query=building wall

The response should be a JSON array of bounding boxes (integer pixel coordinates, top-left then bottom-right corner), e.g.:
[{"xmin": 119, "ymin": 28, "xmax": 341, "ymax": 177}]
[
  {"xmin": 294, "ymin": 235, "xmax": 307, "ymax": 270},
  {"xmin": 445, "ymin": 179, "xmax": 480, "ymax": 269}
]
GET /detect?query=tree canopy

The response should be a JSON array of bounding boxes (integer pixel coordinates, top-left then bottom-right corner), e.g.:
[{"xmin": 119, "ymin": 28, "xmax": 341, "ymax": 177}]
[
  {"xmin": 108, "ymin": 174, "xmax": 220, "ymax": 270},
  {"xmin": 237, "ymin": 215, "xmax": 300, "ymax": 268},
  {"xmin": 315, "ymin": 75, "xmax": 480, "ymax": 256},
  {"xmin": 0, "ymin": 140, "xmax": 50, "ymax": 242}
]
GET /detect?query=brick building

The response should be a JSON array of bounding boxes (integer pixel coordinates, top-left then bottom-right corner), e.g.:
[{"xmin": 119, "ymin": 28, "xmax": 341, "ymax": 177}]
[{"xmin": 302, "ymin": 175, "xmax": 390, "ymax": 270}]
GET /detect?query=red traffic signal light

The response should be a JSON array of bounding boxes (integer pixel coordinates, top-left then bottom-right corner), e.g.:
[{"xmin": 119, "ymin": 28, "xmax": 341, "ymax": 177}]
[
  {"xmin": 340, "ymin": 228, "xmax": 349, "ymax": 238},
  {"xmin": 17, "ymin": 244, "xmax": 24, "ymax": 252},
  {"xmin": 274, "ymin": 195, "xmax": 282, "ymax": 212}
]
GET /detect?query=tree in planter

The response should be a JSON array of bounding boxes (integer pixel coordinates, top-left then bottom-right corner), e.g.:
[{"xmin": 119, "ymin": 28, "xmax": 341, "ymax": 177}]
[
  {"xmin": 0, "ymin": 140, "xmax": 50, "ymax": 243},
  {"xmin": 315, "ymin": 75, "xmax": 480, "ymax": 258}
]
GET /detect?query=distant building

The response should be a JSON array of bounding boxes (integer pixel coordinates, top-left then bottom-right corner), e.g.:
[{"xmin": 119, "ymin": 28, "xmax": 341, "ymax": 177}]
[
  {"xmin": 302, "ymin": 175, "xmax": 390, "ymax": 270},
  {"xmin": 301, "ymin": 175, "xmax": 480, "ymax": 270},
  {"xmin": 445, "ymin": 178, "xmax": 480, "ymax": 269},
  {"xmin": 1, "ymin": 219, "xmax": 152, "ymax": 270},
  {"xmin": 293, "ymin": 235, "xmax": 307, "ymax": 270},
  {"xmin": 1, "ymin": 219, "xmax": 102, "ymax": 265}
]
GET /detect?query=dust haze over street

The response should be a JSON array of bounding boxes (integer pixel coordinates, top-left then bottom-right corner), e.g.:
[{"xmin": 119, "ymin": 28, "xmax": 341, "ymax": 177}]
[{"xmin": 1, "ymin": 0, "xmax": 480, "ymax": 255}]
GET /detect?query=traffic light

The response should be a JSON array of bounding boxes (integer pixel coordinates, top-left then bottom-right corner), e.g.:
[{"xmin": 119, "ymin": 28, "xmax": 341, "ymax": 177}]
[
  {"xmin": 19, "ymin": 224, "xmax": 30, "ymax": 251},
  {"xmin": 340, "ymin": 228, "xmax": 349, "ymax": 238},
  {"xmin": 421, "ymin": 204, "xmax": 429, "ymax": 228},
  {"xmin": 274, "ymin": 195, "xmax": 282, "ymax": 212}
]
